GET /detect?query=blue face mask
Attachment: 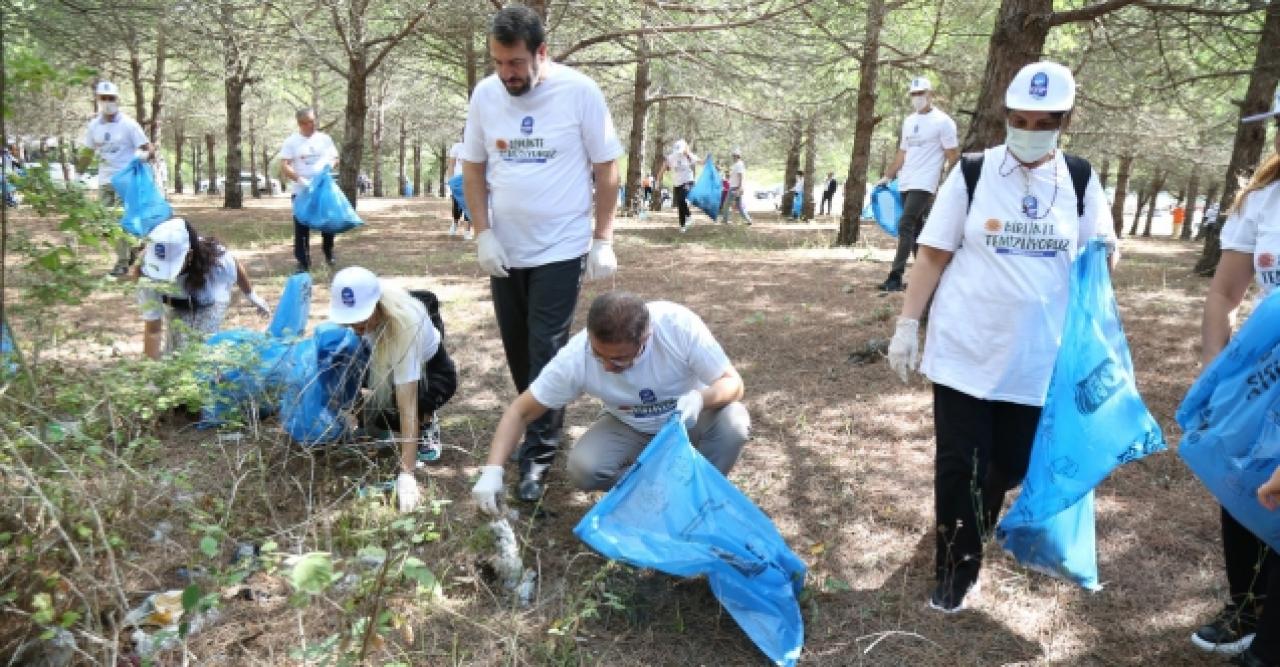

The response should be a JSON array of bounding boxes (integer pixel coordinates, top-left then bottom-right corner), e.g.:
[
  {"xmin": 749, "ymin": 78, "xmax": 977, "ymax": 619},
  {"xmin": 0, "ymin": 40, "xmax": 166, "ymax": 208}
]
[{"xmin": 1006, "ymin": 124, "xmax": 1059, "ymax": 163}]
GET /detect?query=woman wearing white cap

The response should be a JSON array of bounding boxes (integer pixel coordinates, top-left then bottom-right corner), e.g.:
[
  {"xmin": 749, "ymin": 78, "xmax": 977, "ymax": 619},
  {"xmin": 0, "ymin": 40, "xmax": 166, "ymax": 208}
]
[
  {"xmin": 328, "ymin": 267, "xmax": 458, "ymax": 513},
  {"xmin": 1188, "ymin": 95, "xmax": 1280, "ymax": 665},
  {"xmin": 135, "ymin": 218, "xmax": 270, "ymax": 359},
  {"xmin": 886, "ymin": 61, "xmax": 1118, "ymax": 612}
]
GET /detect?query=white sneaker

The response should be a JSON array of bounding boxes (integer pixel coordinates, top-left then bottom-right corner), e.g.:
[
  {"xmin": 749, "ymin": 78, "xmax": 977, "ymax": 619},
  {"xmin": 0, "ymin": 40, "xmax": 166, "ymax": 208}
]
[
  {"xmin": 679, "ymin": 226, "xmax": 687, "ymax": 234},
  {"xmin": 448, "ymin": 222, "xmax": 457, "ymax": 236},
  {"xmin": 463, "ymin": 229, "xmax": 474, "ymax": 241}
]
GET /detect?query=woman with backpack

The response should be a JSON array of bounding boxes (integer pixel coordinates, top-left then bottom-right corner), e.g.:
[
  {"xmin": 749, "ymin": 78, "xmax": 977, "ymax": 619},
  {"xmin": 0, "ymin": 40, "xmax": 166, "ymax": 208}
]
[
  {"xmin": 327, "ymin": 267, "xmax": 458, "ymax": 512},
  {"xmin": 1188, "ymin": 99, "xmax": 1280, "ymax": 666},
  {"xmin": 884, "ymin": 61, "xmax": 1118, "ymax": 612}
]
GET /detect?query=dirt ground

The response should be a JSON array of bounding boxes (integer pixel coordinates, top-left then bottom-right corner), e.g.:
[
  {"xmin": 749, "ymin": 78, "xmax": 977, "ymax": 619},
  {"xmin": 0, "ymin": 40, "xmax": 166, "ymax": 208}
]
[{"xmin": 3, "ymin": 193, "xmax": 1237, "ymax": 666}]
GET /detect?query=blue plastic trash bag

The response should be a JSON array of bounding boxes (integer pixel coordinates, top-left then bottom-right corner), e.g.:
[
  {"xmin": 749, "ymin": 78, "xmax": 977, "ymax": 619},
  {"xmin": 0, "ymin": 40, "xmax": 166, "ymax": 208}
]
[
  {"xmin": 1177, "ymin": 288, "xmax": 1280, "ymax": 552},
  {"xmin": 575, "ymin": 417, "xmax": 806, "ymax": 666},
  {"xmin": 686, "ymin": 154, "xmax": 723, "ymax": 221},
  {"xmin": 447, "ymin": 174, "xmax": 469, "ymax": 220},
  {"xmin": 1, "ymin": 320, "xmax": 19, "ymax": 378},
  {"xmin": 199, "ymin": 331, "xmax": 294, "ymax": 426},
  {"xmin": 791, "ymin": 191, "xmax": 802, "ymax": 218},
  {"xmin": 997, "ymin": 238, "xmax": 1166, "ymax": 589},
  {"xmin": 292, "ymin": 166, "xmax": 363, "ymax": 234},
  {"xmin": 110, "ymin": 157, "xmax": 172, "ymax": 237},
  {"xmin": 280, "ymin": 323, "xmax": 368, "ymax": 446},
  {"xmin": 267, "ymin": 273, "xmax": 312, "ymax": 338},
  {"xmin": 870, "ymin": 181, "xmax": 901, "ymax": 237}
]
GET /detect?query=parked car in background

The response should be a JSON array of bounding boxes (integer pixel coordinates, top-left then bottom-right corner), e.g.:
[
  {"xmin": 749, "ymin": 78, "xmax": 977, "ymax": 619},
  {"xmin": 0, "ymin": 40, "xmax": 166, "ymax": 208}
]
[
  {"xmin": 23, "ymin": 162, "xmax": 82, "ymax": 187},
  {"xmin": 197, "ymin": 172, "xmax": 281, "ymax": 196}
]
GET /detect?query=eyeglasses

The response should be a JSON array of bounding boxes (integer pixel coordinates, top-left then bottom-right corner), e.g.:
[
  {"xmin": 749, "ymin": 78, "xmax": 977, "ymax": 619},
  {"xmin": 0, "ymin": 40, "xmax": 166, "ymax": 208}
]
[{"xmin": 589, "ymin": 336, "xmax": 647, "ymax": 369}]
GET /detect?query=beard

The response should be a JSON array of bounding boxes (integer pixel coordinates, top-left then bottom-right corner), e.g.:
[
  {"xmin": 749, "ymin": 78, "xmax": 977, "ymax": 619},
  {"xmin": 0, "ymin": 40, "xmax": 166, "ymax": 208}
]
[{"xmin": 502, "ymin": 63, "xmax": 540, "ymax": 97}]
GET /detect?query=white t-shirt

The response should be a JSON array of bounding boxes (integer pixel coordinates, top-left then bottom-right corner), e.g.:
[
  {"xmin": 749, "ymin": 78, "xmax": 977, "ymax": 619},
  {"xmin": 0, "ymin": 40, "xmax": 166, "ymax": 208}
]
[
  {"xmin": 897, "ymin": 108, "xmax": 959, "ymax": 194},
  {"xmin": 917, "ymin": 146, "xmax": 1114, "ymax": 406},
  {"xmin": 1220, "ymin": 182, "xmax": 1280, "ymax": 296},
  {"xmin": 667, "ymin": 151, "xmax": 696, "ymax": 185},
  {"xmin": 366, "ymin": 301, "xmax": 442, "ymax": 386},
  {"xmin": 793, "ymin": 176, "xmax": 804, "ymax": 194},
  {"xmin": 449, "ymin": 142, "xmax": 465, "ymax": 178},
  {"xmin": 530, "ymin": 301, "xmax": 733, "ymax": 433},
  {"xmin": 729, "ymin": 160, "xmax": 746, "ymax": 188},
  {"xmin": 460, "ymin": 64, "xmax": 624, "ymax": 268},
  {"xmin": 83, "ymin": 114, "xmax": 149, "ymax": 180},
  {"xmin": 279, "ymin": 131, "xmax": 339, "ymax": 181},
  {"xmin": 138, "ymin": 249, "xmax": 238, "ymax": 321}
]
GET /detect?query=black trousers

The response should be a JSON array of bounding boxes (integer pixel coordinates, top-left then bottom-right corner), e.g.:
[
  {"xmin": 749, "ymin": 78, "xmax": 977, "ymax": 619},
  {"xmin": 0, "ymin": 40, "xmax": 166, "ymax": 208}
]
[
  {"xmin": 293, "ymin": 218, "xmax": 334, "ymax": 269},
  {"xmin": 820, "ymin": 191, "xmax": 835, "ymax": 215},
  {"xmin": 490, "ymin": 255, "xmax": 585, "ymax": 471},
  {"xmin": 361, "ymin": 345, "xmax": 458, "ymax": 433},
  {"xmin": 451, "ymin": 197, "xmax": 468, "ymax": 223},
  {"xmin": 1221, "ymin": 506, "xmax": 1279, "ymax": 660},
  {"xmin": 888, "ymin": 189, "xmax": 935, "ymax": 281},
  {"xmin": 933, "ymin": 383, "xmax": 1041, "ymax": 583},
  {"xmin": 673, "ymin": 182, "xmax": 692, "ymax": 227}
]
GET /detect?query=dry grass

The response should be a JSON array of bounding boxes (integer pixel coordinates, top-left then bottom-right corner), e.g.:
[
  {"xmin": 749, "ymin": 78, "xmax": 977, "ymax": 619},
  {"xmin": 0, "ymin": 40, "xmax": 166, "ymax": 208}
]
[{"xmin": 1, "ymin": 194, "xmax": 1232, "ymax": 666}]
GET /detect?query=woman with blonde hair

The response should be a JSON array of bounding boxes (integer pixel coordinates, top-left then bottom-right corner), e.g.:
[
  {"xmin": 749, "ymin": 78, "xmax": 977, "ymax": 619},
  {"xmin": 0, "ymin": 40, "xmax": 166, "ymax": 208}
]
[
  {"xmin": 1189, "ymin": 98, "xmax": 1280, "ymax": 665},
  {"xmin": 328, "ymin": 267, "xmax": 457, "ymax": 512}
]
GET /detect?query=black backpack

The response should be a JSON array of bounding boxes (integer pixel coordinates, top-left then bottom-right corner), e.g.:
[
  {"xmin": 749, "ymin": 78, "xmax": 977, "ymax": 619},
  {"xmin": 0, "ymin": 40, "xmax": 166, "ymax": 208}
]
[
  {"xmin": 959, "ymin": 152, "xmax": 1091, "ymax": 217},
  {"xmin": 409, "ymin": 289, "xmax": 446, "ymax": 349}
]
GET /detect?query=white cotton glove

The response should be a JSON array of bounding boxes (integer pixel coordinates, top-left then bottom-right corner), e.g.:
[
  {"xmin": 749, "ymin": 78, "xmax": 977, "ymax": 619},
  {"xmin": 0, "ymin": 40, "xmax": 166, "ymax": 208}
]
[
  {"xmin": 396, "ymin": 472, "xmax": 420, "ymax": 512},
  {"xmin": 246, "ymin": 291, "xmax": 271, "ymax": 317},
  {"xmin": 471, "ymin": 465, "xmax": 505, "ymax": 516},
  {"xmin": 296, "ymin": 176, "xmax": 311, "ymax": 191},
  {"xmin": 475, "ymin": 230, "xmax": 510, "ymax": 278},
  {"xmin": 584, "ymin": 239, "xmax": 617, "ymax": 281},
  {"xmin": 676, "ymin": 390, "xmax": 704, "ymax": 431},
  {"xmin": 888, "ymin": 317, "xmax": 921, "ymax": 384}
]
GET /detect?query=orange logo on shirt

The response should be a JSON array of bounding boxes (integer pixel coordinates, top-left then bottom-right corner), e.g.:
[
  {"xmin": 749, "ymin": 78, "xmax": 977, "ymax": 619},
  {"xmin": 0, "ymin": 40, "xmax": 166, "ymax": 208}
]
[
  {"xmin": 1260, "ymin": 253, "xmax": 1276, "ymax": 269},
  {"xmin": 984, "ymin": 219, "xmax": 1002, "ymax": 233},
  {"xmin": 495, "ymin": 139, "xmax": 509, "ymax": 150}
]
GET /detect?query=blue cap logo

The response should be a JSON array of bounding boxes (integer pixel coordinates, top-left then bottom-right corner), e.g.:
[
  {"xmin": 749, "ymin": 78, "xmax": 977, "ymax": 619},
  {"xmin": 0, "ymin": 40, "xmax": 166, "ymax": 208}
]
[
  {"xmin": 341, "ymin": 286, "xmax": 355, "ymax": 307},
  {"xmin": 1029, "ymin": 72, "xmax": 1049, "ymax": 99},
  {"xmin": 520, "ymin": 116, "xmax": 534, "ymax": 136},
  {"xmin": 154, "ymin": 243, "xmax": 166, "ymax": 259},
  {"xmin": 1022, "ymin": 194, "xmax": 1039, "ymax": 217},
  {"xmin": 639, "ymin": 389, "xmax": 656, "ymax": 404}
]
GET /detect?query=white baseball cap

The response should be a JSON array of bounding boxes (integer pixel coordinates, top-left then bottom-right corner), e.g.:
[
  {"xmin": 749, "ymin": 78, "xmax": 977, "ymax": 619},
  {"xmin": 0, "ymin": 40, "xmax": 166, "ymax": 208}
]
[
  {"xmin": 1243, "ymin": 89, "xmax": 1280, "ymax": 124},
  {"xmin": 909, "ymin": 77, "xmax": 932, "ymax": 93},
  {"xmin": 1005, "ymin": 61, "xmax": 1075, "ymax": 112},
  {"xmin": 328, "ymin": 267, "xmax": 381, "ymax": 324},
  {"xmin": 142, "ymin": 218, "xmax": 191, "ymax": 281},
  {"xmin": 95, "ymin": 81, "xmax": 119, "ymax": 97}
]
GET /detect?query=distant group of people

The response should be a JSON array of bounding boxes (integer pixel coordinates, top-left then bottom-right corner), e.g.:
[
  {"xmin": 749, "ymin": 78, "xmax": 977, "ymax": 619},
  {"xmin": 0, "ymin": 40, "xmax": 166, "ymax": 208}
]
[{"xmin": 74, "ymin": 5, "xmax": 1280, "ymax": 665}]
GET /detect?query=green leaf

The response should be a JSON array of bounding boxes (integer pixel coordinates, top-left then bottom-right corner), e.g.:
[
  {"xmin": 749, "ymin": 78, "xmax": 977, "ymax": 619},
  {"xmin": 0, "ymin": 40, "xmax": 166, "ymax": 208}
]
[
  {"xmin": 402, "ymin": 557, "xmax": 440, "ymax": 597},
  {"xmin": 289, "ymin": 552, "xmax": 334, "ymax": 595},
  {"xmin": 31, "ymin": 592, "xmax": 54, "ymax": 625},
  {"xmin": 199, "ymin": 536, "xmax": 219, "ymax": 559},
  {"xmin": 181, "ymin": 584, "xmax": 201, "ymax": 612}
]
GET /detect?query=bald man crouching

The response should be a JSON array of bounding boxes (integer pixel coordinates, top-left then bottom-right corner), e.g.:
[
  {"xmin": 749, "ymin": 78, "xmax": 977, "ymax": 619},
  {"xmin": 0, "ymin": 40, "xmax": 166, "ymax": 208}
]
[{"xmin": 471, "ymin": 291, "xmax": 750, "ymax": 514}]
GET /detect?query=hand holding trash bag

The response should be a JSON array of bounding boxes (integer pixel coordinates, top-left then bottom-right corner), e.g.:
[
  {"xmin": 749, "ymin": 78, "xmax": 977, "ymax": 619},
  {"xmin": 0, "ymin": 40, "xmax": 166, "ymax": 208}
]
[{"xmin": 676, "ymin": 389, "xmax": 703, "ymax": 430}]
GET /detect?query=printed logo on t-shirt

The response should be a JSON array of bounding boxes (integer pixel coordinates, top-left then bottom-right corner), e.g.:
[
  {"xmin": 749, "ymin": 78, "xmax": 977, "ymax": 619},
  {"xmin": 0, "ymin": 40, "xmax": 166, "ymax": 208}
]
[
  {"xmin": 982, "ymin": 218, "xmax": 1069, "ymax": 258},
  {"xmin": 520, "ymin": 116, "xmax": 534, "ymax": 136},
  {"xmin": 1030, "ymin": 72, "xmax": 1049, "ymax": 99},
  {"xmin": 341, "ymin": 287, "xmax": 355, "ymax": 307},
  {"xmin": 496, "ymin": 132, "xmax": 557, "ymax": 164},
  {"xmin": 639, "ymin": 388, "xmax": 657, "ymax": 404},
  {"xmin": 913, "ymin": 124, "xmax": 919, "ymax": 135},
  {"xmin": 1021, "ymin": 195, "xmax": 1039, "ymax": 218},
  {"xmin": 154, "ymin": 243, "xmax": 167, "ymax": 259},
  {"xmin": 1257, "ymin": 252, "xmax": 1280, "ymax": 288},
  {"xmin": 628, "ymin": 398, "xmax": 677, "ymax": 419}
]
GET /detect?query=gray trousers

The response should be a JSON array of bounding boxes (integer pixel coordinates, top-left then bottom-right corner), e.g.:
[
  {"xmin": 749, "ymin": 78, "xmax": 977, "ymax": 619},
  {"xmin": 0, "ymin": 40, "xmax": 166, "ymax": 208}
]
[
  {"xmin": 566, "ymin": 402, "xmax": 751, "ymax": 491},
  {"xmin": 887, "ymin": 189, "xmax": 935, "ymax": 281}
]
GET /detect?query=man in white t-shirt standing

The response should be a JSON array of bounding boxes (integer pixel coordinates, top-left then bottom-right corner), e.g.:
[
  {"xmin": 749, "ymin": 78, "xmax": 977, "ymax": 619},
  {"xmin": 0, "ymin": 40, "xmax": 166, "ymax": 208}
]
[
  {"xmin": 470, "ymin": 291, "xmax": 750, "ymax": 514},
  {"xmin": 877, "ymin": 77, "xmax": 959, "ymax": 292},
  {"xmin": 446, "ymin": 139, "xmax": 472, "ymax": 239},
  {"xmin": 81, "ymin": 80, "xmax": 155, "ymax": 276},
  {"xmin": 656, "ymin": 139, "xmax": 698, "ymax": 232},
  {"xmin": 279, "ymin": 107, "xmax": 340, "ymax": 272},
  {"xmin": 718, "ymin": 149, "xmax": 752, "ymax": 225},
  {"xmin": 460, "ymin": 6, "xmax": 623, "ymax": 503}
]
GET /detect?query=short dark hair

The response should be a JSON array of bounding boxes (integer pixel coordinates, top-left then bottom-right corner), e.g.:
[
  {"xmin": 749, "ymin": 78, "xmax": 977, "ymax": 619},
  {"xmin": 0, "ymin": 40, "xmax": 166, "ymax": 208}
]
[
  {"xmin": 491, "ymin": 5, "xmax": 545, "ymax": 54},
  {"xmin": 587, "ymin": 291, "xmax": 649, "ymax": 345}
]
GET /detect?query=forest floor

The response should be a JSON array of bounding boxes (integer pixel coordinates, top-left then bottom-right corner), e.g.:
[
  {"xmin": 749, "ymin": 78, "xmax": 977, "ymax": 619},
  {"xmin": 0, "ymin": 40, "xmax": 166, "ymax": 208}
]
[{"xmin": 3, "ymin": 193, "xmax": 1235, "ymax": 666}]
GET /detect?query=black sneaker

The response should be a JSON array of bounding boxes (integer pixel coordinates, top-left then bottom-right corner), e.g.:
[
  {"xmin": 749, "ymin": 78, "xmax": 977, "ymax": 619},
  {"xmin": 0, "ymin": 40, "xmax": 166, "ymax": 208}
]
[
  {"xmin": 928, "ymin": 569, "xmax": 979, "ymax": 614},
  {"xmin": 878, "ymin": 276, "xmax": 905, "ymax": 292},
  {"xmin": 108, "ymin": 262, "xmax": 129, "ymax": 277},
  {"xmin": 294, "ymin": 262, "xmax": 310, "ymax": 274},
  {"xmin": 517, "ymin": 462, "xmax": 550, "ymax": 502},
  {"xmin": 1191, "ymin": 603, "xmax": 1259, "ymax": 655}
]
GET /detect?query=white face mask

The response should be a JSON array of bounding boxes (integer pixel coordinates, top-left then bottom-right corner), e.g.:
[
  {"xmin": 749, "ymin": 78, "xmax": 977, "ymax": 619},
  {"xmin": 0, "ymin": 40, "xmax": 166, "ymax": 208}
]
[
  {"xmin": 1005, "ymin": 124, "xmax": 1059, "ymax": 163},
  {"xmin": 910, "ymin": 96, "xmax": 928, "ymax": 112},
  {"xmin": 101, "ymin": 101, "xmax": 119, "ymax": 116}
]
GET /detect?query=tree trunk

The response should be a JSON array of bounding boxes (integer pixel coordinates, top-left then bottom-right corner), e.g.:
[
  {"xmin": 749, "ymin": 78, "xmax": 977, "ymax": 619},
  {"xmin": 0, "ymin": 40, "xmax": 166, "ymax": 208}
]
[
  {"xmin": 1196, "ymin": 2, "xmax": 1280, "ymax": 275},
  {"xmin": 1196, "ymin": 183, "xmax": 1220, "ymax": 240},
  {"xmin": 56, "ymin": 137, "xmax": 72, "ymax": 189},
  {"xmin": 649, "ymin": 100, "xmax": 668, "ymax": 212},
  {"xmin": 223, "ymin": 75, "xmax": 246, "ymax": 209},
  {"xmin": 339, "ymin": 56, "xmax": 370, "ymax": 206},
  {"xmin": 412, "ymin": 140, "xmax": 422, "ymax": 198},
  {"xmin": 193, "ymin": 140, "xmax": 201, "ymax": 192},
  {"xmin": 148, "ymin": 31, "xmax": 167, "ymax": 144},
  {"xmin": 397, "ymin": 116, "xmax": 406, "ymax": 196},
  {"xmin": 173, "ymin": 124, "xmax": 185, "ymax": 194},
  {"xmin": 801, "ymin": 117, "xmax": 818, "ymax": 221},
  {"xmin": 837, "ymin": 0, "xmax": 885, "ymax": 245},
  {"xmin": 205, "ymin": 133, "xmax": 218, "ymax": 195},
  {"xmin": 1181, "ymin": 165, "xmax": 1200, "ymax": 240},
  {"xmin": 624, "ymin": 27, "xmax": 651, "ymax": 217},
  {"xmin": 261, "ymin": 147, "xmax": 271, "ymax": 194},
  {"xmin": 962, "ymin": 0, "xmax": 1053, "ymax": 151},
  {"xmin": 1141, "ymin": 171, "xmax": 1165, "ymax": 237},
  {"xmin": 311, "ymin": 67, "xmax": 321, "ymax": 114},
  {"xmin": 248, "ymin": 126, "xmax": 260, "ymax": 199},
  {"xmin": 780, "ymin": 120, "xmax": 802, "ymax": 217},
  {"xmin": 1109, "ymin": 153, "xmax": 1132, "ymax": 238},
  {"xmin": 437, "ymin": 143, "xmax": 447, "ymax": 197},
  {"xmin": 465, "ymin": 10, "xmax": 479, "ymax": 96},
  {"xmin": 1098, "ymin": 156, "xmax": 1110, "ymax": 190},
  {"xmin": 127, "ymin": 31, "xmax": 148, "ymax": 125},
  {"xmin": 371, "ymin": 79, "xmax": 387, "ymax": 198},
  {"xmin": 1128, "ymin": 185, "xmax": 1148, "ymax": 236}
]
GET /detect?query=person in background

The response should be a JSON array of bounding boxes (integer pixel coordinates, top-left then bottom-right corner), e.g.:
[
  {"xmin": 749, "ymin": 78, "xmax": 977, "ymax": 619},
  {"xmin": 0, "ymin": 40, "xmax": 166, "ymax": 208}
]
[
  {"xmin": 81, "ymin": 80, "xmax": 155, "ymax": 276},
  {"xmin": 1188, "ymin": 98, "xmax": 1280, "ymax": 666},
  {"xmin": 446, "ymin": 137, "xmax": 473, "ymax": 240},
  {"xmin": 280, "ymin": 107, "xmax": 340, "ymax": 273},
  {"xmin": 719, "ymin": 149, "xmax": 752, "ymax": 226},
  {"xmin": 133, "ymin": 218, "xmax": 270, "ymax": 359},
  {"xmin": 821, "ymin": 172, "xmax": 839, "ymax": 216},
  {"xmin": 1172, "ymin": 204, "xmax": 1186, "ymax": 238},
  {"xmin": 790, "ymin": 170, "xmax": 805, "ymax": 221},
  {"xmin": 656, "ymin": 139, "xmax": 698, "ymax": 233}
]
